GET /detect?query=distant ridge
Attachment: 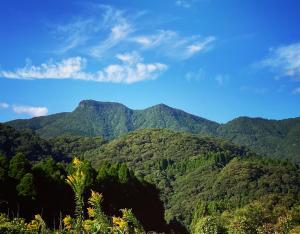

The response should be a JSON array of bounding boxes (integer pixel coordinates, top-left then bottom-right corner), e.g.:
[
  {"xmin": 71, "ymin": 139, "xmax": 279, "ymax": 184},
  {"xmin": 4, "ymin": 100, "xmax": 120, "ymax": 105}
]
[{"xmin": 6, "ymin": 99, "xmax": 300, "ymax": 162}]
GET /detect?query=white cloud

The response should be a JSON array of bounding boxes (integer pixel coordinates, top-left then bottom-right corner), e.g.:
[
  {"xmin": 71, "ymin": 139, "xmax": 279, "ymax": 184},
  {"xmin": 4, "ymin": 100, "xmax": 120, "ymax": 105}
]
[
  {"xmin": 0, "ymin": 54, "xmax": 168, "ymax": 84},
  {"xmin": 12, "ymin": 105, "xmax": 48, "ymax": 117},
  {"xmin": 260, "ymin": 42, "xmax": 300, "ymax": 80},
  {"xmin": 132, "ymin": 30, "xmax": 176, "ymax": 48},
  {"xmin": 292, "ymin": 87, "xmax": 300, "ymax": 94},
  {"xmin": 52, "ymin": 5, "xmax": 135, "ymax": 57},
  {"xmin": 88, "ymin": 6, "xmax": 134, "ymax": 58},
  {"xmin": 54, "ymin": 18, "xmax": 94, "ymax": 53},
  {"xmin": 175, "ymin": 0, "xmax": 191, "ymax": 8},
  {"xmin": 98, "ymin": 61, "xmax": 167, "ymax": 84},
  {"xmin": 0, "ymin": 57, "xmax": 86, "ymax": 80},
  {"xmin": 185, "ymin": 68, "xmax": 205, "ymax": 81},
  {"xmin": 50, "ymin": 5, "xmax": 215, "ymax": 61},
  {"xmin": 116, "ymin": 51, "xmax": 142, "ymax": 64},
  {"xmin": 240, "ymin": 86, "xmax": 268, "ymax": 95},
  {"xmin": 185, "ymin": 36, "xmax": 215, "ymax": 58},
  {"xmin": 89, "ymin": 21, "xmax": 133, "ymax": 58},
  {"xmin": 215, "ymin": 74, "xmax": 229, "ymax": 86},
  {"xmin": 132, "ymin": 30, "xmax": 215, "ymax": 60},
  {"xmin": 175, "ymin": 0, "xmax": 209, "ymax": 8},
  {"xmin": 0, "ymin": 102, "xmax": 9, "ymax": 109}
]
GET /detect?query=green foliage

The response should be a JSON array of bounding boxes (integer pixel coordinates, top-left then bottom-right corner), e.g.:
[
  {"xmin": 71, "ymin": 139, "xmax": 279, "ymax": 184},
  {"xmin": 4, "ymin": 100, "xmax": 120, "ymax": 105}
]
[
  {"xmin": 17, "ymin": 173, "xmax": 36, "ymax": 198},
  {"xmin": 85, "ymin": 129, "xmax": 250, "ymax": 227},
  {"xmin": 3, "ymin": 114, "xmax": 300, "ymax": 233},
  {"xmin": 118, "ymin": 164, "xmax": 130, "ymax": 183},
  {"xmin": 66, "ymin": 157, "xmax": 87, "ymax": 230},
  {"xmin": 191, "ymin": 216, "xmax": 222, "ymax": 234},
  {"xmin": 217, "ymin": 117, "xmax": 300, "ymax": 163},
  {"xmin": 8, "ymin": 153, "xmax": 29, "ymax": 180},
  {"xmin": 0, "ymin": 155, "xmax": 8, "ymax": 182},
  {"xmin": 0, "ymin": 123, "xmax": 106, "ymax": 162},
  {"xmin": 84, "ymin": 129, "xmax": 300, "ymax": 230},
  {"xmin": 86, "ymin": 190, "xmax": 110, "ymax": 232},
  {"xmin": 6, "ymin": 100, "xmax": 300, "ymax": 162},
  {"xmin": 49, "ymin": 134, "xmax": 105, "ymax": 159},
  {"xmin": 64, "ymin": 158, "xmax": 145, "ymax": 234},
  {"xmin": 7, "ymin": 100, "xmax": 219, "ymax": 139},
  {"xmin": 0, "ymin": 213, "xmax": 47, "ymax": 234},
  {"xmin": 0, "ymin": 123, "xmax": 52, "ymax": 161}
]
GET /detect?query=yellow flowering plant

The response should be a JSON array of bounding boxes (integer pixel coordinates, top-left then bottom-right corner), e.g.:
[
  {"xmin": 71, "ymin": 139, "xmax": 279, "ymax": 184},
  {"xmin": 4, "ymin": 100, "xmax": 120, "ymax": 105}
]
[{"xmin": 66, "ymin": 157, "xmax": 87, "ymax": 231}]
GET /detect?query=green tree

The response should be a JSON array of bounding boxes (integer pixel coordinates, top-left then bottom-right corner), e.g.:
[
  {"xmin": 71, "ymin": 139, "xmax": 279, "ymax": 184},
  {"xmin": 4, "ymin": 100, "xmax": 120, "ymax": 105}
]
[
  {"xmin": 16, "ymin": 173, "xmax": 36, "ymax": 198},
  {"xmin": 0, "ymin": 155, "xmax": 8, "ymax": 182},
  {"xmin": 192, "ymin": 216, "xmax": 222, "ymax": 234},
  {"xmin": 118, "ymin": 164, "xmax": 129, "ymax": 183},
  {"xmin": 8, "ymin": 153, "xmax": 28, "ymax": 180}
]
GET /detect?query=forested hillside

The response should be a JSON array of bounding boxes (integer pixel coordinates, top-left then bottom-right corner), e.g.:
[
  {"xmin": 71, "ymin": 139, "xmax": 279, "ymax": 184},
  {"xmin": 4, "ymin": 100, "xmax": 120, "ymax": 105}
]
[
  {"xmin": 1, "ymin": 124, "xmax": 300, "ymax": 233},
  {"xmin": 84, "ymin": 129, "xmax": 300, "ymax": 231},
  {"xmin": 217, "ymin": 117, "xmax": 300, "ymax": 163},
  {"xmin": 7, "ymin": 100, "xmax": 219, "ymax": 139},
  {"xmin": 7, "ymin": 100, "xmax": 300, "ymax": 162}
]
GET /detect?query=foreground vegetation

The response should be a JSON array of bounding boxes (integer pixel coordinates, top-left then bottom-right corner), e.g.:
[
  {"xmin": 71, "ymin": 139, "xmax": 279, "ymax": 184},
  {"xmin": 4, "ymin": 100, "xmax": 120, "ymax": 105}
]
[
  {"xmin": 1, "ymin": 123, "xmax": 300, "ymax": 233},
  {"xmin": 0, "ymin": 157, "xmax": 145, "ymax": 233}
]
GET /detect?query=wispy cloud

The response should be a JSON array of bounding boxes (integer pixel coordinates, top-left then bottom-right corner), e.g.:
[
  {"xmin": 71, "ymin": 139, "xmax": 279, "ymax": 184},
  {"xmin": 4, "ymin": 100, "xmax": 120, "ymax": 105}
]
[
  {"xmin": 88, "ymin": 6, "xmax": 134, "ymax": 58},
  {"xmin": 292, "ymin": 87, "xmax": 300, "ymax": 94},
  {"xmin": 240, "ymin": 86, "xmax": 268, "ymax": 95},
  {"xmin": 132, "ymin": 30, "xmax": 176, "ymax": 48},
  {"xmin": 0, "ymin": 53, "xmax": 168, "ymax": 84},
  {"xmin": 132, "ymin": 30, "xmax": 215, "ymax": 60},
  {"xmin": 260, "ymin": 42, "xmax": 300, "ymax": 80},
  {"xmin": 185, "ymin": 68, "xmax": 205, "ymax": 81},
  {"xmin": 215, "ymin": 74, "xmax": 229, "ymax": 86},
  {"xmin": 2, "ymin": 4, "xmax": 214, "ymax": 85},
  {"xmin": 0, "ymin": 102, "xmax": 9, "ymax": 109},
  {"xmin": 115, "ymin": 51, "xmax": 141, "ymax": 64},
  {"xmin": 52, "ymin": 5, "xmax": 135, "ymax": 56},
  {"xmin": 54, "ymin": 18, "xmax": 94, "ymax": 53},
  {"xmin": 175, "ymin": 0, "xmax": 209, "ymax": 8},
  {"xmin": 51, "ymin": 5, "xmax": 215, "ymax": 61},
  {"xmin": 12, "ymin": 105, "xmax": 48, "ymax": 117},
  {"xmin": 185, "ymin": 36, "xmax": 215, "ymax": 58},
  {"xmin": 175, "ymin": 0, "xmax": 192, "ymax": 8}
]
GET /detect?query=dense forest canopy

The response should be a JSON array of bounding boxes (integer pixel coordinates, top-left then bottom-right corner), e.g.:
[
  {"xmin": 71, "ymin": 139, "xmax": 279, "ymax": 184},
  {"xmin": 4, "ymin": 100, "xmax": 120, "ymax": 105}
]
[
  {"xmin": 7, "ymin": 100, "xmax": 300, "ymax": 163},
  {"xmin": 1, "ymin": 121, "xmax": 300, "ymax": 233}
]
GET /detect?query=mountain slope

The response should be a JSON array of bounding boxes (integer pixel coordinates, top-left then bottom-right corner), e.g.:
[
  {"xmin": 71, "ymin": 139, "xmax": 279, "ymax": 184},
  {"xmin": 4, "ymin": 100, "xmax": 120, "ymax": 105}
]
[
  {"xmin": 84, "ymin": 129, "xmax": 300, "ymax": 228},
  {"xmin": 6, "ymin": 100, "xmax": 300, "ymax": 162},
  {"xmin": 217, "ymin": 117, "xmax": 300, "ymax": 162},
  {"xmin": 7, "ymin": 100, "xmax": 219, "ymax": 139},
  {"xmin": 0, "ymin": 123, "xmax": 105, "ymax": 161},
  {"xmin": 0, "ymin": 123, "xmax": 52, "ymax": 160}
]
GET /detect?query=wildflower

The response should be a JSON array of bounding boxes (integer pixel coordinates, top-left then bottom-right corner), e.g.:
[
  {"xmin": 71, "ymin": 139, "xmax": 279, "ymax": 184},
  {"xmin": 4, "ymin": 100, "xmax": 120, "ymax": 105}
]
[
  {"xmin": 88, "ymin": 190, "xmax": 103, "ymax": 205},
  {"xmin": 63, "ymin": 215, "xmax": 73, "ymax": 230},
  {"xmin": 26, "ymin": 219, "xmax": 39, "ymax": 231},
  {"xmin": 87, "ymin": 207, "xmax": 95, "ymax": 218},
  {"xmin": 73, "ymin": 157, "xmax": 82, "ymax": 166},
  {"xmin": 113, "ymin": 216, "xmax": 127, "ymax": 230},
  {"xmin": 83, "ymin": 219, "xmax": 95, "ymax": 232}
]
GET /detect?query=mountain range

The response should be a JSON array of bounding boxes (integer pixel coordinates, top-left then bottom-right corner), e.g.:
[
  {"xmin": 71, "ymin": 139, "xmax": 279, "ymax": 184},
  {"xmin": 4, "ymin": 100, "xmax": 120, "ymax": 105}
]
[{"xmin": 6, "ymin": 100, "xmax": 300, "ymax": 162}]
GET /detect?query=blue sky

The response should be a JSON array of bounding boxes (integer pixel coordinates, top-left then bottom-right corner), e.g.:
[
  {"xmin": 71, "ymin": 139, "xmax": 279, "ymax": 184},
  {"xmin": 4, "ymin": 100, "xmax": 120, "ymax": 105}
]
[{"xmin": 0, "ymin": 0, "xmax": 300, "ymax": 123}]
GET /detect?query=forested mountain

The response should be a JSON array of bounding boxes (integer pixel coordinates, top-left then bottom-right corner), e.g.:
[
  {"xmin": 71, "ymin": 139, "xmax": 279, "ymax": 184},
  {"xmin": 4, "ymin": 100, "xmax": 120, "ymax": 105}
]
[
  {"xmin": 0, "ymin": 123, "xmax": 105, "ymax": 161},
  {"xmin": 6, "ymin": 100, "xmax": 300, "ymax": 162},
  {"xmin": 217, "ymin": 116, "xmax": 300, "ymax": 162},
  {"xmin": 7, "ymin": 100, "xmax": 219, "ymax": 139},
  {"xmin": 84, "ymin": 129, "xmax": 300, "ymax": 230},
  {"xmin": 0, "ymin": 123, "xmax": 53, "ymax": 160},
  {"xmin": 1, "ymin": 124, "xmax": 300, "ymax": 233}
]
